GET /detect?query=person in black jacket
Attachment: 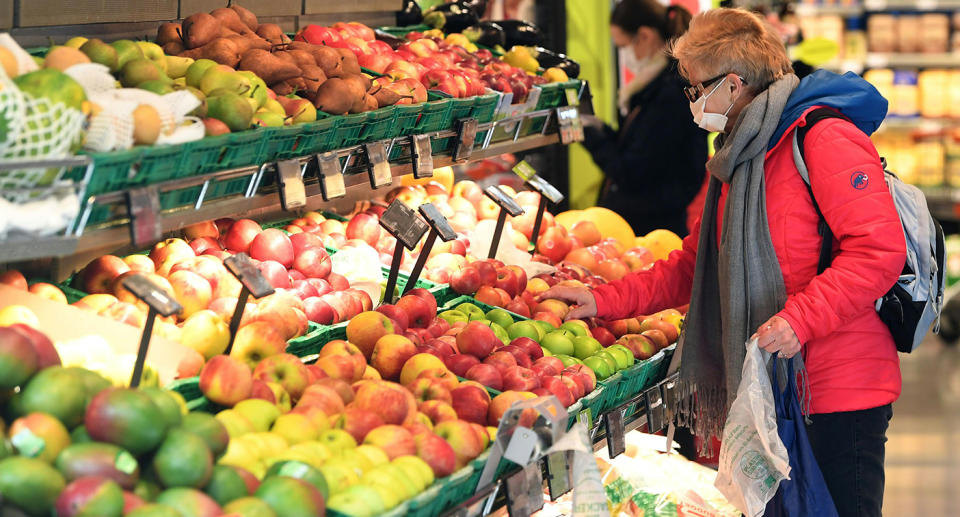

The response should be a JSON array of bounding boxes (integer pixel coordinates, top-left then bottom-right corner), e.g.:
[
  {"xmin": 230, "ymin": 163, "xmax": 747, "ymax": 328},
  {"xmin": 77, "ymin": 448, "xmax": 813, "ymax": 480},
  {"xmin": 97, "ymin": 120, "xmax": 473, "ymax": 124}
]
[{"xmin": 582, "ymin": 0, "xmax": 708, "ymax": 237}]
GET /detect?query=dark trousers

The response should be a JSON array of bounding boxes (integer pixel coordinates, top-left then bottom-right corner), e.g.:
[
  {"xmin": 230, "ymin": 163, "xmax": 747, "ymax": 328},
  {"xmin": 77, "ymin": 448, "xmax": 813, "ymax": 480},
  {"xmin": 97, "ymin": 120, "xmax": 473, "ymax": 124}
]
[{"xmin": 805, "ymin": 404, "xmax": 893, "ymax": 517}]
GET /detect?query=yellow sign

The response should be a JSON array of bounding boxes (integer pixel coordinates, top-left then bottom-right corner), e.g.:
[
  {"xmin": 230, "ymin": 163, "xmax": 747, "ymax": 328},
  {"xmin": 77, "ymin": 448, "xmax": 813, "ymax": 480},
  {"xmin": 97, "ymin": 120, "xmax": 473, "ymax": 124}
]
[{"xmin": 794, "ymin": 38, "xmax": 840, "ymax": 66}]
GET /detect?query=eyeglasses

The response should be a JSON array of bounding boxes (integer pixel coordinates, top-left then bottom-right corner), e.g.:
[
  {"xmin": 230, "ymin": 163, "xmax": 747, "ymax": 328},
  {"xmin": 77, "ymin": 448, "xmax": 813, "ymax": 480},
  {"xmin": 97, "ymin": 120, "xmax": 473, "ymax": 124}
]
[{"xmin": 683, "ymin": 73, "xmax": 747, "ymax": 103}]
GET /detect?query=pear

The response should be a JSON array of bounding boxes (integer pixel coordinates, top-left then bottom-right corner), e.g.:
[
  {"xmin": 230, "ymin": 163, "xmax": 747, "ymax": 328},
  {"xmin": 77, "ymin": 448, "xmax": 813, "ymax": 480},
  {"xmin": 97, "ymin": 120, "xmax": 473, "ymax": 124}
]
[
  {"xmin": 262, "ymin": 98, "xmax": 285, "ymax": 116},
  {"xmin": 313, "ymin": 78, "xmax": 355, "ymax": 115},
  {"xmin": 210, "ymin": 8, "xmax": 256, "ymax": 36},
  {"xmin": 252, "ymin": 109, "xmax": 285, "ymax": 127},
  {"xmin": 173, "ymin": 77, "xmax": 186, "ymax": 86},
  {"xmin": 207, "ymin": 91, "xmax": 254, "ymax": 131},
  {"xmin": 138, "ymin": 79, "xmax": 175, "ymax": 95},
  {"xmin": 163, "ymin": 41, "xmax": 185, "ymax": 56},
  {"xmin": 132, "ymin": 104, "xmax": 162, "ymax": 145},
  {"xmin": 336, "ymin": 48, "xmax": 361, "ymax": 75},
  {"xmin": 185, "ymin": 86, "xmax": 207, "ymax": 117},
  {"xmin": 137, "ymin": 41, "xmax": 165, "ymax": 63},
  {"xmin": 180, "ymin": 38, "xmax": 241, "ymax": 67},
  {"xmin": 80, "ymin": 39, "xmax": 118, "ymax": 71},
  {"xmin": 64, "ymin": 36, "xmax": 88, "ymax": 49},
  {"xmin": 311, "ymin": 46, "xmax": 343, "ymax": 78},
  {"xmin": 277, "ymin": 96, "xmax": 317, "ymax": 124},
  {"xmin": 43, "ymin": 46, "xmax": 90, "ymax": 71},
  {"xmin": 182, "ymin": 13, "xmax": 221, "ymax": 50},
  {"xmin": 299, "ymin": 64, "xmax": 326, "ymax": 93},
  {"xmin": 165, "ymin": 55, "xmax": 194, "ymax": 79},
  {"xmin": 237, "ymin": 71, "xmax": 267, "ymax": 110},
  {"xmin": 286, "ymin": 49, "xmax": 316, "ymax": 69},
  {"xmin": 157, "ymin": 22, "xmax": 182, "ymax": 47},
  {"xmin": 111, "ymin": 40, "xmax": 145, "ymax": 70},
  {"xmin": 256, "ymin": 23, "xmax": 290, "ymax": 45},
  {"xmin": 237, "ymin": 49, "xmax": 300, "ymax": 85},
  {"xmin": 230, "ymin": 5, "xmax": 259, "ymax": 31},
  {"xmin": 185, "ymin": 58, "xmax": 218, "ymax": 89},
  {"xmin": 121, "ymin": 58, "xmax": 170, "ymax": 87},
  {"xmin": 199, "ymin": 66, "xmax": 250, "ymax": 96}
]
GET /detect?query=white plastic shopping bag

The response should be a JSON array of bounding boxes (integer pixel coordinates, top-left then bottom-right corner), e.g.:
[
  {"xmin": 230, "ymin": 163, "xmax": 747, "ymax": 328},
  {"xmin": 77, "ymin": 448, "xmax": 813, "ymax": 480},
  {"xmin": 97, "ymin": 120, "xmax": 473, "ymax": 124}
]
[{"xmin": 714, "ymin": 338, "xmax": 791, "ymax": 517}]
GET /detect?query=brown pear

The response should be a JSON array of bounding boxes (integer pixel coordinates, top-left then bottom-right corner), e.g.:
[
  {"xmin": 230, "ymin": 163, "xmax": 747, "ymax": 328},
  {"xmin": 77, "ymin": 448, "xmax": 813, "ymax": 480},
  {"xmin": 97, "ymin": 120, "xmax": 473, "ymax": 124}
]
[
  {"xmin": 314, "ymin": 78, "xmax": 356, "ymax": 115},
  {"xmin": 372, "ymin": 85, "xmax": 401, "ymax": 107},
  {"xmin": 312, "ymin": 46, "xmax": 344, "ymax": 77},
  {"xmin": 157, "ymin": 22, "xmax": 182, "ymax": 46},
  {"xmin": 182, "ymin": 13, "xmax": 221, "ymax": 49},
  {"xmin": 256, "ymin": 23, "xmax": 290, "ymax": 45},
  {"xmin": 272, "ymin": 80, "xmax": 296, "ymax": 97},
  {"xmin": 336, "ymin": 48, "xmax": 361, "ymax": 75},
  {"xmin": 341, "ymin": 73, "xmax": 371, "ymax": 94},
  {"xmin": 163, "ymin": 41, "xmax": 185, "ymax": 55},
  {"xmin": 299, "ymin": 64, "xmax": 327, "ymax": 92},
  {"xmin": 210, "ymin": 8, "xmax": 255, "ymax": 36},
  {"xmin": 287, "ymin": 49, "xmax": 316, "ymax": 69},
  {"xmin": 238, "ymin": 49, "xmax": 301, "ymax": 84},
  {"xmin": 273, "ymin": 52, "xmax": 297, "ymax": 66},
  {"xmin": 180, "ymin": 38, "xmax": 241, "ymax": 67},
  {"xmin": 230, "ymin": 5, "xmax": 259, "ymax": 31}
]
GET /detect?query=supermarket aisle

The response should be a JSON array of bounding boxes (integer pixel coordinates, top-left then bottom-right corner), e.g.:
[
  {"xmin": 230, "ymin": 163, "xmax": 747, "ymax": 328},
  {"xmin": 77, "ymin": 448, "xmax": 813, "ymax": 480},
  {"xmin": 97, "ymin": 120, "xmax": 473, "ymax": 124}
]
[{"xmin": 883, "ymin": 338, "xmax": 960, "ymax": 516}]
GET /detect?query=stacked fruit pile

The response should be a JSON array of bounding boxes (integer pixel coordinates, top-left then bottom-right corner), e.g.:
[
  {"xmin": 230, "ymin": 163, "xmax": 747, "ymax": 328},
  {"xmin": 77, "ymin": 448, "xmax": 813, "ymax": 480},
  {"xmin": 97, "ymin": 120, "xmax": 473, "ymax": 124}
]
[{"xmin": 0, "ymin": 323, "xmax": 333, "ymax": 517}]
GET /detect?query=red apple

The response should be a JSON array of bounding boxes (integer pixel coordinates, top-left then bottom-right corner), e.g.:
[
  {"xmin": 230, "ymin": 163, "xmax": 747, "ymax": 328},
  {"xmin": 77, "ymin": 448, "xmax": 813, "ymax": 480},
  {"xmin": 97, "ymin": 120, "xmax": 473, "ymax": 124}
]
[
  {"xmin": 464, "ymin": 363, "xmax": 502, "ymax": 391},
  {"xmin": 502, "ymin": 366, "xmax": 540, "ymax": 391},
  {"xmin": 220, "ymin": 219, "xmax": 261, "ymax": 253},
  {"xmin": 483, "ymin": 350, "xmax": 518, "ymax": 373},
  {"xmin": 345, "ymin": 213, "xmax": 381, "ymax": 247},
  {"xmin": 541, "ymin": 375, "xmax": 575, "ymax": 407},
  {"xmin": 563, "ymin": 364, "xmax": 597, "ymax": 393},
  {"xmin": 303, "ymin": 296, "xmax": 338, "ymax": 325},
  {"xmin": 249, "ymin": 229, "xmax": 295, "ymax": 269},
  {"xmin": 531, "ymin": 356, "xmax": 563, "ymax": 377},
  {"xmin": 293, "ymin": 247, "xmax": 332, "ymax": 280},
  {"xmin": 257, "ymin": 260, "xmax": 290, "ymax": 289},
  {"xmin": 494, "ymin": 268, "xmax": 520, "ymax": 298},
  {"xmin": 500, "ymin": 345, "xmax": 532, "ymax": 368},
  {"xmin": 376, "ymin": 304, "xmax": 409, "ymax": 333},
  {"xmin": 444, "ymin": 353, "xmax": 480, "ymax": 377},
  {"xmin": 396, "ymin": 294, "xmax": 433, "ymax": 329},
  {"xmin": 290, "ymin": 233, "xmax": 326, "ymax": 256},
  {"xmin": 510, "ymin": 337, "xmax": 543, "ymax": 361},
  {"xmin": 456, "ymin": 321, "xmax": 500, "ymax": 359},
  {"xmin": 449, "ymin": 266, "xmax": 481, "ymax": 295}
]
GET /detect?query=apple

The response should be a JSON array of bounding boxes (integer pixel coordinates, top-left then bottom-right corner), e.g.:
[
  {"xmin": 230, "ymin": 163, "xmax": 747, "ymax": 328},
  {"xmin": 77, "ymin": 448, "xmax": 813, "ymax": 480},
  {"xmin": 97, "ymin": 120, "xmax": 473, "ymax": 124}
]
[
  {"xmin": 413, "ymin": 432, "xmax": 457, "ymax": 478},
  {"xmin": 541, "ymin": 376, "xmax": 575, "ymax": 407},
  {"xmin": 444, "ymin": 353, "xmax": 481, "ymax": 377},
  {"xmin": 560, "ymin": 374, "xmax": 585, "ymax": 400},
  {"xmin": 375, "ymin": 304, "xmax": 409, "ymax": 333},
  {"xmin": 293, "ymin": 247, "xmax": 332, "ymax": 280},
  {"xmin": 333, "ymin": 408, "xmax": 385, "ymax": 444},
  {"xmin": 500, "ymin": 345, "xmax": 532, "ymax": 369},
  {"xmin": 396, "ymin": 294, "xmax": 433, "ymax": 329},
  {"xmin": 371, "ymin": 334, "xmax": 418, "ymax": 381},
  {"xmin": 640, "ymin": 318, "xmax": 680, "ymax": 344},
  {"xmin": 418, "ymin": 400, "xmax": 458, "ymax": 425},
  {"xmin": 483, "ymin": 350, "xmax": 518, "ymax": 373},
  {"xmin": 303, "ymin": 296, "xmax": 337, "ymax": 325},
  {"xmin": 531, "ymin": 356, "xmax": 564, "ymax": 378},
  {"xmin": 510, "ymin": 337, "xmax": 543, "ymax": 361},
  {"xmin": 80, "ymin": 255, "xmax": 130, "ymax": 294},
  {"xmin": 256, "ymin": 260, "xmax": 290, "ymax": 290},
  {"xmin": 363, "ymin": 425, "xmax": 415, "ymax": 460},
  {"xmin": 199, "ymin": 355, "xmax": 253, "ymax": 407},
  {"xmin": 345, "ymin": 311, "xmax": 395, "ymax": 359},
  {"xmin": 563, "ymin": 364, "xmax": 596, "ymax": 394},
  {"xmin": 433, "ymin": 419, "xmax": 485, "ymax": 469},
  {"xmin": 123, "ymin": 254, "xmax": 157, "ymax": 274},
  {"xmin": 253, "ymin": 353, "xmax": 310, "ymax": 401},
  {"xmin": 248, "ymin": 229, "xmax": 295, "ymax": 269},
  {"xmin": 408, "ymin": 377, "xmax": 452, "ymax": 404},
  {"xmin": 464, "ymin": 363, "xmax": 502, "ymax": 391},
  {"xmin": 296, "ymin": 384, "xmax": 346, "ymax": 418},
  {"xmin": 591, "ymin": 326, "xmax": 616, "ymax": 348},
  {"xmin": 449, "ymin": 382, "xmax": 491, "ymax": 426},
  {"xmin": 352, "ymin": 381, "xmax": 417, "ymax": 426},
  {"xmin": 220, "ymin": 219, "xmax": 262, "ymax": 253},
  {"xmin": 306, "ymin": 278, "xmax": 333, "ymax": 296},
  {"xmin": 168, "ymin": 270, "xmax": 213, "ymax": 320},
  {"xmin": 230, "ymin": 321, "xmax": 288, "ymax": 370},
  {"xmin": 502, "ymin": 366, "xmax": 540, "ymax": 391},
  {"xmin": 345, "ymin": 213, "xmax": 381, "ymax": 247},
  {"xmin": 290, "ymin": 232, "xmax": 325, "ymax": 256},
  {"xmin": 456, "ymin": 321, "xmax": 500, "ymax": 359},
  {"xmin": 0, "ymin": 270, "xmax": 27, "ymax": 290}
]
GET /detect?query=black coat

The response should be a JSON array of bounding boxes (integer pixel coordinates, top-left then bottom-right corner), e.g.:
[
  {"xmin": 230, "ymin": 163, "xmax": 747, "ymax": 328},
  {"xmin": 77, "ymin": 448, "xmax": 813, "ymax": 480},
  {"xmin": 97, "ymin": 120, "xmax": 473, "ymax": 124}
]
[{"xmin": 582, "ymin": 62, "xmax": 708, "ymax": 237}]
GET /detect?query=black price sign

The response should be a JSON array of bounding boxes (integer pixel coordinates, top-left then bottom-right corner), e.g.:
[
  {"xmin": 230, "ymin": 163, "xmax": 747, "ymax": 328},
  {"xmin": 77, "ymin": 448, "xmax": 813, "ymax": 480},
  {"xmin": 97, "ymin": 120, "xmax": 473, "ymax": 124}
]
[
  {"xmin": 605, "ymin": 408, "xmax": 626, "ymax": 458},
  {"xmin": 224, "ymin": 253, "xmax": 275, "ymax": 299},
  {"xmin": 546, "ymin": 451, "xmax": 572, "ymax": 500},
  {"xmin": 380, "ymin": 200, "xmax": 429, "ymax": 250},
  {"xmin": 126, "ymin": 187, "xmax": 162, "ymax": 248},
  {"xmin": 410, "ymin": 134, "xmax": 434, "ymax": 179},
  {"xmin": 315, "ymin": 152, "xmax": 346, "ymax": 201},
  {"xmin": 122, "ymin": 274, "xmax": 181, "ymax": 317},
  {"xmin": 453, "ymin": 117, "xmax": 478, "ymax": 163},
  {"xmin": 526, "ymin": 175, "xmax": 564, "ymax": 205},
  {"xmin": 504, "ymin": 463, "xmax": 545, "ymax": 516},
  {"xmin": 483, "ymin": 185, "xmax": 524, "ymax": 217},
  {"xmin": 276, "ymin": 159, "xmax": 306, "ymax": 210},
  {"xmin": 364, "ymin": 141, "xmax": 392, "ymax": 188},
  {"xmin": 419, "ymin": 203, "xmax": 457, "ymax": 242}
]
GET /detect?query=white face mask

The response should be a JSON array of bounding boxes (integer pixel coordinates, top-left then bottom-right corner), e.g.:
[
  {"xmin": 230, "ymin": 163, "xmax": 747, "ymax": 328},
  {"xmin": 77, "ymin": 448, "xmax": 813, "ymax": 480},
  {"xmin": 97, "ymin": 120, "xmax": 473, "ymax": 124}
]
[{"xmin": 689, "ymin": 77, "xmax": 737, "ymax": 133}]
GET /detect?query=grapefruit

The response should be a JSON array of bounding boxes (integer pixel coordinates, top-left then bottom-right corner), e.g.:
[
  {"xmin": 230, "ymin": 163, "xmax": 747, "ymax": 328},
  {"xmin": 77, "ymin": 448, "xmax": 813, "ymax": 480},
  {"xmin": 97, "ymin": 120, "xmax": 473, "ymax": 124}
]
[
  {"xmin": 639, "ymin": 229, "xmax": 683, "ymax": 261},
  {"xmin": 555, "ymin": 208, "xmax": 636, "ymax": 250}
]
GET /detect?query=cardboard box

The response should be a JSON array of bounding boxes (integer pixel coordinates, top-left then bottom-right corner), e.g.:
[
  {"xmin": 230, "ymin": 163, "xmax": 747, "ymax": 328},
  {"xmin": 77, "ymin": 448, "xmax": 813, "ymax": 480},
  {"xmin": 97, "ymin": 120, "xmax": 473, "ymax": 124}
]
[
  {"xmin": 303, "ymin": 0, "xmax": 401, "ymax": 15},
  {"xmin": 16, "ymin": 0, "xmax": 177, "ymax": 27},
  {"xmin": 0, "ymin": 0, "xmax": 12, "ymax": 30},
  {"xmin": 180, "ymin": 0, "xmax": 302, "ymax": 18}
]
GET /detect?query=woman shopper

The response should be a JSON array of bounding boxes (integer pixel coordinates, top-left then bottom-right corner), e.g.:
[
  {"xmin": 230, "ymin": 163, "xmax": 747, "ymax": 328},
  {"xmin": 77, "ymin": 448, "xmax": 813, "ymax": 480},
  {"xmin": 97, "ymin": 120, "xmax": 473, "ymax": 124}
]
[
  {"xmin": 581, "ymin": 0, "xmax": 707, "ymax": 237},
  {"xmin": 543, "ymin": 8, "xmax": 905, "ymax": 517}
]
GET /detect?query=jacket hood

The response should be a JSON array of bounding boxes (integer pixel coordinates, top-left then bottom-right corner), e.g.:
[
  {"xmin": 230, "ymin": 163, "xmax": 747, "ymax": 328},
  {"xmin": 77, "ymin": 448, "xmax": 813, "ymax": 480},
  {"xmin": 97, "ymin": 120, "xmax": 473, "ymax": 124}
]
[{"xmin": 769, "ymin": 70, "xmax": 888, "ymax": 150}]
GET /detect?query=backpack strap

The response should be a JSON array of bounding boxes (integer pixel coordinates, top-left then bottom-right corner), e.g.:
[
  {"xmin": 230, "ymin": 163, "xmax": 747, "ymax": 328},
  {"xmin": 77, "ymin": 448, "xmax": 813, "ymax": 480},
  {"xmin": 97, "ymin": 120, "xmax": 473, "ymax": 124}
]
[{"xmin": 791, "ymin": 107, "xmax": 852, "ymax": 274}]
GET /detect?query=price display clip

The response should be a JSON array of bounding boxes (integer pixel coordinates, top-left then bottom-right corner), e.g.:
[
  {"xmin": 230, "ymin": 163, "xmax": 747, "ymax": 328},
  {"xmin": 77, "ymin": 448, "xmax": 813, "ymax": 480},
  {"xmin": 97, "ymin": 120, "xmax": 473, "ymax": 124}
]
[
  {"xmin": 545, "ymin": 450, "xmax": 573, "ymax": 501},
  {"xmin": 645, "ymin": 384, "xmax": 667, "ymax": 433},
  {"xmin": 311, "ymin": 151, "xmax": 347, "ymax": 201},
  {"xmin": 223, "ymin": 252, "xmax": 275, "ymax": 355},
  {"xmin": 121, "ymin": 273, "xmax": 182, "ymax": 387},
  {"xmin": 364, "ymin": 141, "xmax": 393, "ymax": 189},
  {"xmin": 126, "ymin": 187, "xmax": 162, "ymax": 248},
  {"xmin": 453, "ymin": 117, "xmax": 478, "ymax": 163},
  {"xmin": 483, "ymin": 185, "xmax": 524, "ymax": 259},
  {"xmin": 512, "ymin": 161, "xmax": 565, "ymax": 248},
  {"xmin": 276, "ymin": 159, "xmax": 306, "ymax": 211},
  {"xmin": 504, "ymin": 462, "xmax": 545, "ymax": 516},
  {"xmin": 379, "ymin": 200, "xmax": 430, "ymax": 304},
  {"xmin": 555, "ymin": 105, "xmax": 584, "ymax": 145},
  {"xmin": 402, "ymin": 203, "xmax": 457, "ymax": 296},
  {"xmin": 410, "ymin": 134, "xmax": 434, "ymax": 179},
  {"xmin": 605, "ymin": 407, "xmax": 626, "ymax": 458}
]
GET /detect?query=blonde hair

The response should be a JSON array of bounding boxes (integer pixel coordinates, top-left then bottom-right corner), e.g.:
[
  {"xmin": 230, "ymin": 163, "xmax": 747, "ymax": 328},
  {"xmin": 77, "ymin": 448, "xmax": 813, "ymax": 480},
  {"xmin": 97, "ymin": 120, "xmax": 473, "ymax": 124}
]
[{"xmin": 669, "ymin": 8, "xmax": 793, "ymax": 91}]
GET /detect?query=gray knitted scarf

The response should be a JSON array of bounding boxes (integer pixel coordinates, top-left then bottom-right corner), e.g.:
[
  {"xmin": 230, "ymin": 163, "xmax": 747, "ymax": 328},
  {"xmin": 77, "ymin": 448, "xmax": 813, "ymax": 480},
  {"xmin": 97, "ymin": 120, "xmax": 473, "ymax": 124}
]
[{"xmin": 668, "ymin": 74, "xmax": 800, "ymax": 451}]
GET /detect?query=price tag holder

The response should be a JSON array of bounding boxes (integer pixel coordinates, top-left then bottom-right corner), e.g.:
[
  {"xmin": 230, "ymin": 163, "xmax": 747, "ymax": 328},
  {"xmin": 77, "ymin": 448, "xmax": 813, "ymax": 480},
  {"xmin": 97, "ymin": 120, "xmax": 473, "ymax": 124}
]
[
  {"xmin": 503, "ymin": 426, "xmax": 538, "ymax": 465},
  {"xmin": 504, "ymin": 463, "xmax": 545, "ymax": 516},
  {"xmin": 565, "ymin": 87, "xmax": 580, "ymax": 107},
  {"xmin": 403, "ymin": 203, "xmax": 457, "ymax": 296},
  {"xmin": 276, "ymin": 159, "xmax": 306, "ymax": 210},
  {"xmin": 512, "ymin": 160, "xmax": 536, "ymax": 182},
  {"xmin": 121, "ymin": 273, "xmax": 181, "ymax": 387},
  {"xmin": 604, "ymin": 408, "xmax": 626, "ymax": 458},
  {"xmin": 380, "ymin": 200, "xmax": 429, "ymax": 304},
  {"xmin": 526, "ymin": 175, "xmax": 564, "ymax": 205},
  {"xmin": 223, "ymin": 253, "xmax": 275, "ymax": 354},
  {"xmin": 126, "ymin": 187, "xmax": 162, "ymax": 248},
  {"xmin": 315, "ymin": 152, "xmax": 346, "ymax": 201},
  {"xmin": 484, "ymin": 185, "xmax": 524, "ymax": 259},
  {"xmin": 364, "ymin": 141, "xmax": 392, "ymax": 189},
  {"xmin": 453, "ymin": 117, "xmax": 479, "ymax": 163},
  {"xmin": 410, "ymin": 134, "xmax": 434, "ymax": 179},
  {"xmin": 645, "ymin": 385, "xmax": 667, "ymax": 433},
  {"xmin": 546, "ymin": 451, "xmax": 572, "ymax": 500},
  {"xmin": 556, "ymin": 106, "xmax": 584, "ymax": 145}
]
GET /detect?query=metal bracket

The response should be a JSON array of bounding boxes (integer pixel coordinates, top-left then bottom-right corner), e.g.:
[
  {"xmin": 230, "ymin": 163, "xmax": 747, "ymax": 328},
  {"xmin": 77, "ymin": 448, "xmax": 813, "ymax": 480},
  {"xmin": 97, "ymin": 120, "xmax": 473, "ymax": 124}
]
[
  {"xmin": 604, "ymin": 407, "xmax": 626, "ymax": 458},
  {"xmin": 453, "ymin": 117, "xmax": 479, "ymax": 163},
  {"xmin": 504, "ymin": 463, "xmax": 544, "ymax": 516},
  {"xmin": 314, "ymin": 152, "xmax": 346, "ymax": 201},
  {"xmin": 645, "ymin": 384, "xmax": 667, "ymax": 433},
  {"xmin": 410, "ymin": 134, "xmax": 434, "ymax": 178},
  {"xmin": 364, "ymin": 141, "xmax": 392, "ymax": 189},
  {"xmin": 126, "ymin": 187, "xmax": 161, "ymax": 248},
  {"xmin": 276, "ymin": 159, "xmax": 306, "ymax": 210}
]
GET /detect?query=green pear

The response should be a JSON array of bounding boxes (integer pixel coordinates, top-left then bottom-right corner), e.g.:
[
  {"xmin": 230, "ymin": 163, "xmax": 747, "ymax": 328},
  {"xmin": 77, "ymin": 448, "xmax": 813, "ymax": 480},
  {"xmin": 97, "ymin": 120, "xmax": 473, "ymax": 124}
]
[
  {"xmin": 262, "ymin": 98, "xmax": 285, "ymax": 116},
  {"xmin": 199, "ymin": 66, "xmax": 251, "ymax": 96},
  {"xmin": 185, "ymin": 86, "xmax": 207, "ymax": 117},
  {"xmin": 207, "ymin": 91, "xmax": 254, "ymax": 131},
  {"xmin": 253, "ymin": 110, "xmax": 285, "ymax": 127},
  {"xmin": 136, "ymin": 41, "xmax": 164, "ymax": 62},
  {"xmin": 236, "ymin": 71, "xmax": 268, "ymax": 110},
  {"xmin": 79, "ymin": 39, "xmax": 118, "ymax": 71},
  {"xmin": 64, "ymin": 36, "xmax": 88, "ymax": 49},
  {"xmin": 138, "ymin": 79, "xmax": 175, "ymax": 95},
  {"xmin": 120, "ymin": 58, "xmax": 170, "ymax": 87},
  {"xmin": 185, "ymin": 59, "xmax": 218, "ymax": 89},
  {"xmin": 165, "ymin": 55, "xmax": 194, "ymax": 79},
  {"xmin": 110, "ymin": 40, "xmax": 145, "ymax": 70}
]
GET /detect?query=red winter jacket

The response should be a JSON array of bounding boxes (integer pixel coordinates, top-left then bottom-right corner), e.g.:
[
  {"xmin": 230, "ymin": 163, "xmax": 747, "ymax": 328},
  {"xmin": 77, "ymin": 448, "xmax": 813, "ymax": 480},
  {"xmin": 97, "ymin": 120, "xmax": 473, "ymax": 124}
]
[{"xmin": 592, "ymin": 107, "xmax": 907, "ymax": 414}]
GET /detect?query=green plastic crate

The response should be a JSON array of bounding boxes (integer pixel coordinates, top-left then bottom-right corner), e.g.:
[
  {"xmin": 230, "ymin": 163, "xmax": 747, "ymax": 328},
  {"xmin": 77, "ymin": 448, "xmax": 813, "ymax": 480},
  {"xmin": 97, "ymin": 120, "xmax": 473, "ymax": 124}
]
[
  {"xmin": 181, "ymin": 134, "xmax": 229, "ymax": 174},
  {"xmin": 167, "ymin": 377, "xmax": 202, "ymax": 403},
  {"xmin": 360, "ymin": 105, "xmax": 399, "ymax": 143},
  {"xmin": 296, "ymin": 116, "xmax": 341, "ymax": 155},
  {"xmin": 159, "ymin": 185, "xmax": 203, "ymax": 211},
  {"xmin": 80, "ymin": 203, "xmax": 116, "ymax": 227},
  {"xmin": 261, "ymin": 125, "xmax": 302, "ymax": 161},
  {"xmin": 395, "ymin": 103, "xmax": 425, "ymax": 136},
  {"xmin": 69, "ymin": 149, "xmax": 143, "ymax": 196},
  {"xmin": 595, "ymin": 371, "xmax": 624, "ymax": 414},
  {"xmin": 286, "ymin": 322, "xmax": 347, "ymax": 358},
  {"xmin": 471, "ymin": 92, "xmax": 500, "ymax": 123},
  {"xmin": 432, "ymin": 97, "xmax": 478, "ymax": 154},
  {"xmin": 221, "ymin": 130, "xmax": 268, "ymax": 169},
  {"xmin": 333, "ymin": 112, "xmax": 370, "ymax": 148},
  {"xmin": 416, "ymin": 98, "xmax": 454, "ymax": 133},
  {"xmin": 138, "ymin": 143, "xmax": 186, "ymax": 185},
  {"xmin": 206, "ymin": 175, "xmax": 256, "ymax": 201},
  {"xmin": 403, "ymin": 482, "xmax": 444, "ymax": 517}
]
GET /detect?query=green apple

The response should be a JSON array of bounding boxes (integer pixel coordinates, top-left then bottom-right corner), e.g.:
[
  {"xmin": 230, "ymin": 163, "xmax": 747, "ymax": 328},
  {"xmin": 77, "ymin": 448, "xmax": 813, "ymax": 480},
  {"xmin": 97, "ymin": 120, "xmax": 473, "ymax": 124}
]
[
  {"xmin": 561, "ymin": 321, "xmax": 589, "ymax": 337},
  {"xmin": 607, "ymin": 345, "xmax": 635, "ymax": 370},
  {"xmin": 507, "ymin": 320, "xmax": 542, "ymax": 342},
  {"xmin": 485, "ymin": 308, "xmax": 514, "ymax": 330},
  {"xmin": 480, "ymin": 320, "xmax": 510, "ymax": 345},
  {"xmin": 456, "ymin": 303, "xmax": 486, "ymax": 321},
  {"xmin": 554, "ymin": 354, "xmax": 581, "ymax": 368},
  {"xmin": 583, "ymin": 356, "xmax": 613, "ymax": 380},
  {"xmin": 571, "ymin": 336, "xmax": 603, "ymax": 360},
  {"xmin": 532, "ymin": 320, "xmax": 557, "ymax": 335},
  {"xmin": 541, "ymin": 331, "xmax": 574, "ymax": 356},
  {"xmin": 317, "ymin": 429, "xmax": 357, "ymax": 454},
  {"xmin": 595, "ymin": 351, "xmax": 620, "ymax": 373},
  {"xmin": 438, "ymin": 310, "xmax": 469, "ymax": 325},
  {"xmin": 233, "ymin": 399, "xmax": 281, "ymax": 432}
]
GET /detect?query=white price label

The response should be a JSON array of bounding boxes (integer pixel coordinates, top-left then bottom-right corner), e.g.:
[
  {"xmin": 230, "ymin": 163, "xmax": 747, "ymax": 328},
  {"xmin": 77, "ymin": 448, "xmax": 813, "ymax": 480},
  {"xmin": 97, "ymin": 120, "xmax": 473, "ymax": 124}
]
[{"xmin": 503, "ymin": 427, "xmax": 538, "ymax": 465}]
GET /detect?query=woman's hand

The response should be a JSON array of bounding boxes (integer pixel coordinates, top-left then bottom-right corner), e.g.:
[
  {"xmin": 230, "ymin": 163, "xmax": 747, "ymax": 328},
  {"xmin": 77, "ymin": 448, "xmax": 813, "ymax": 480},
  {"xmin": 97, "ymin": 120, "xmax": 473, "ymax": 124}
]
[
  {"xmin": 753, "ymin": 315, "xmax": 801, "ymax": 358},
  {"xmin": 537, "ymin": 286, "xmax": 597, "ymax": 320}
]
